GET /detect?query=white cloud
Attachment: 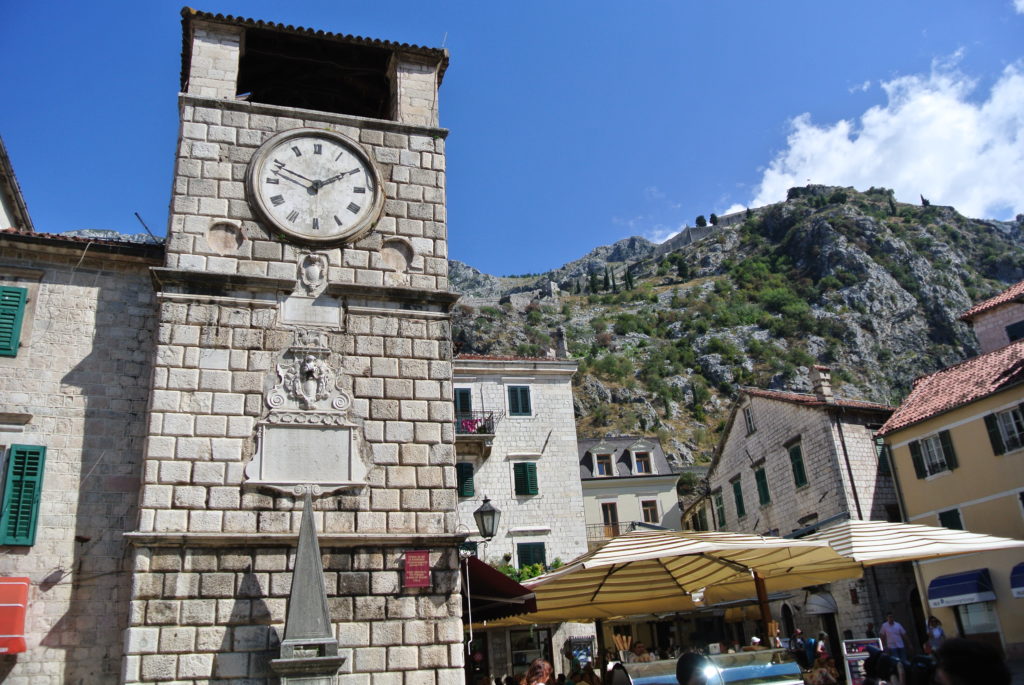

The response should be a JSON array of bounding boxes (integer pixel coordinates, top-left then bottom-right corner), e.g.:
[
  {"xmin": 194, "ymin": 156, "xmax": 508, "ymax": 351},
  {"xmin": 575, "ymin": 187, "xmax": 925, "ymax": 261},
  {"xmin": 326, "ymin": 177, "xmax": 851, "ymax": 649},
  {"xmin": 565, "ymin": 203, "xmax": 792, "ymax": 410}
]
[
  {"xmin": 1015, "ymin": 0, "xmax": 1024, "ymax": 14},
  {"xmin": 643, "ymin": 225, "xmax": 681, "ymax": 244},
  {"xmin": 748, "ymin": 58, "xmax": 1024, "ymax": 220},
  {"xmin": 643, "ymin": 185, "xmax": 666, "ymax": 200},
  {"xmin": 848, "ymin": 80, "xmax": 872, "ymax": 93}
]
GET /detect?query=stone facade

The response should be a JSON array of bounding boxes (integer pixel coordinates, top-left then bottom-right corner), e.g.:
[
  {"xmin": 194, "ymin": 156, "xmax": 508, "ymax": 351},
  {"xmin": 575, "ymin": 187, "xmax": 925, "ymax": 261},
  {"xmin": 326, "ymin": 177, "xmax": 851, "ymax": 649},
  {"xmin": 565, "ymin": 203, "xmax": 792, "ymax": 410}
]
[
  {"xmin": 685, "ymin": 379, "xmax": 919, "ymax": 650},
  {"xmin": 967, "ymin": 300, "xmax": 1024, "ymax": 355},
  {"xmin": 119, "ymin": 13, "xmax": 462, "ymax": 685},
  {"xmin": 0, "ymin": 237, "xmax": 160, "ymax": 684},
  {"xmin": 452, "ymin": 355, "xmax": 590, "ymax": 679}
]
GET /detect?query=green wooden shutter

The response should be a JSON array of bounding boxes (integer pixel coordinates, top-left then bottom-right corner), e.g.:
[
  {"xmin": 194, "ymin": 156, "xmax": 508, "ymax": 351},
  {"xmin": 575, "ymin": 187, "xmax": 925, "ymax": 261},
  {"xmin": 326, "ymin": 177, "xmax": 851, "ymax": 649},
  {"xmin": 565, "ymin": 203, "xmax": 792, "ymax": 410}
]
[
  {"xmin": 454, "ymin": 388, "xmax": 472, "ymax": 414},
  {"xmin": 938, "ymin": 430, "xmax": 958, "ymax": 470},
  {"xmin": 938, "ymin": 509, "xmax": 963, "ymax": 530},
  {"xmin": 508, "ymin": 386, "xmax": 531, "ymax": 416},
  {"xmin": 513, "ymin": 462, "xmax": 538, "ymax": 496},
  {"xmin": 755, "ymin": 468, "xmax": 770, "ymax": 505},
  {"xmin": 732, "ymin": 480, "xmax": 745, "ymax": 518},
  {"xmin": 984, "ymin": 414, "xmax": 1006, "ymax": 456},
  {"xmin": 789, "ymin": 445, "xmax": 808, "ymax": 487},
  {"xmin": 1, "ymin": 445, "xmax": 47, "ymax": 546},
  {"xmin": 875, "ymin": 438, "xmax": 892, "ymax": 476},
  {"xmin": 908, "ymin": 440, "xmax": 927, "ymax": 479},
  {"xmin": 0, "ymin": 286, "xmax": 28, "ymax": 357},
  {"xmin": 456, "ymin": 462, "xmax": 474, "ymax": 498}
]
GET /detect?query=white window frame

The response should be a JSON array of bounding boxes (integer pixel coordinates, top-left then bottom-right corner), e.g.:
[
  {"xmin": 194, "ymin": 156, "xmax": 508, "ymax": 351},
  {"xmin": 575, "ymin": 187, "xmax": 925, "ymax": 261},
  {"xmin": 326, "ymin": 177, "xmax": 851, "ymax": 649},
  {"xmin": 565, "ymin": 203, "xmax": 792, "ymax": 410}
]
[
  {"xmin": 920, "ymin": 434, "xmax": 949, "ymax": 477},
  {"xmin": 640, "ymin": 498, "xmax": 659, "ymax": 524},
  {"xmin": 996, "ymin": 406, "xmax": 1024, "ymax": 453},
  {"xmin": 632, "ymin": 451, "xmax": 652, "ymax": 474},
  {"xmin": 743, "ymin": 406, "xmax": 756, "ymax": 434},
  {"xmin": 595, "ymin": 453, "xmax": 613, "ymax": 477}
]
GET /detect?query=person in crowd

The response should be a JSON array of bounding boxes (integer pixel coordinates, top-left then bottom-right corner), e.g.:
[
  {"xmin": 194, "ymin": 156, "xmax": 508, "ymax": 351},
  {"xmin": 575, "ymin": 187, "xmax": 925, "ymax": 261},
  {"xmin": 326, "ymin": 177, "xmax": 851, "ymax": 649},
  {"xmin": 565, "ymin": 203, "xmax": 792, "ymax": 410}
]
[
  {"xmin": 934, "ymin": 638, "xmax": 1010, "ymax": 685},
  {"xmin": 815, "ymin": 633, "xmax": 829, "ymax": 659},
  {"xmin": 771, "ymin": 629, "xmax": 783, "ymax": 649},
  {"xmin": 631, "ymin": 642, "xmax": 655, "ymax": 662},
  {"xmin": 808, "ymin": 653, "xmax": 839, "ymax": 685},
  {"xmin": 676, "ymin": 652, "xmax": 711, "ymax": 685},
  {"xmin": 578, "ymin": 664, "xmax": 601, "ymax": 684},
  {"xmin": 878, "ymin": 612, "xmax": 908, "ymax": 661},
  {"xmin": 865, "ymin": 622, "xmax": 876, "ymax": 638},
  {"xmin": 789, "ymin": 628, "xmax": 808, "ymax": 668},
  {"xmin": 743, "ymin": 636, "xmax": 764, "ymax": 651},
  {"xmin": 556, "ymin": 674, "xmax": 567, "ymax": 685},
  {"xmin": 521, "ymin": 658, "xmax": 553, "ymax": 685},
  {"xmin": 924, "ymin": 615, "xmax": 946, "ymax": 654}
]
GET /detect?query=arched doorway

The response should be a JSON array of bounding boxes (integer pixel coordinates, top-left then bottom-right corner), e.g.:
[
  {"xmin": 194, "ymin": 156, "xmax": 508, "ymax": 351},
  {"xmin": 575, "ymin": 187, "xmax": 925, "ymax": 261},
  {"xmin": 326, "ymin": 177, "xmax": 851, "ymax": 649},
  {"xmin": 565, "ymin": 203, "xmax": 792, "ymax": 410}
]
[{"xmin": 781, "ymin": 603, "xmax": 795, "ymax": 640}]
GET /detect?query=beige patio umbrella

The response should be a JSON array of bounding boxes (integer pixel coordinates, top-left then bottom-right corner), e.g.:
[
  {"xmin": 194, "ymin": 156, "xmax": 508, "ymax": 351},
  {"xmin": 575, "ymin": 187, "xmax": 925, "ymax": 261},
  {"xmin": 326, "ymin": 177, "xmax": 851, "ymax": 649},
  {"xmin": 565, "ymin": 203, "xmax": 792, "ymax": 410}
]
[
  {"xmin": 488, "ymin": 529, "xmax": 861, "ymax": 626},
  {"xmin": 806, "ymin": 518, "xmax": 1024, "ymax": 565}
]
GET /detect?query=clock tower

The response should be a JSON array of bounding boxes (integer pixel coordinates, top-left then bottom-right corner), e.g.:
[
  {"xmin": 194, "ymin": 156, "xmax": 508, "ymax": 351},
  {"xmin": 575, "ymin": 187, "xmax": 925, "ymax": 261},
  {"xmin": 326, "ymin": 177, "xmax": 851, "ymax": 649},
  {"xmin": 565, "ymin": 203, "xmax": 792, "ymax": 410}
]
[{"xmin": 125, "ymin": 9, "xmax": 461, "ymax": 683}]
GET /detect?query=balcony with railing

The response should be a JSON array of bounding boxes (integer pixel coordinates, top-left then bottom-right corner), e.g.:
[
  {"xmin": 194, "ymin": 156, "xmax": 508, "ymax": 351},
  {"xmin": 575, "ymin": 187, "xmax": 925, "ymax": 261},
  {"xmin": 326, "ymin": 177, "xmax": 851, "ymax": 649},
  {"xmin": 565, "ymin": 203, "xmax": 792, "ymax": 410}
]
[
  {"xmin": 586, "ymin": 520, "xmax": 646, "ymax": 550},
  {"xmin": 454, "ymin": 411, "xmax": 499, "ymax": 457}
]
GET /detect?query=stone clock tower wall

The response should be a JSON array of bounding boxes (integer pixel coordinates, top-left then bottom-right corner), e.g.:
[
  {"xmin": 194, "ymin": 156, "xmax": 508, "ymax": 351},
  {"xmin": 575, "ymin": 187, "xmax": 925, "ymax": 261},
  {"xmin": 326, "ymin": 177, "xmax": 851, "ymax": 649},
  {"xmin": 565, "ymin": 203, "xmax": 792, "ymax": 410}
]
[{"xmin": 123, "ymin": 11, "xmax": 462, "ymax": 683}]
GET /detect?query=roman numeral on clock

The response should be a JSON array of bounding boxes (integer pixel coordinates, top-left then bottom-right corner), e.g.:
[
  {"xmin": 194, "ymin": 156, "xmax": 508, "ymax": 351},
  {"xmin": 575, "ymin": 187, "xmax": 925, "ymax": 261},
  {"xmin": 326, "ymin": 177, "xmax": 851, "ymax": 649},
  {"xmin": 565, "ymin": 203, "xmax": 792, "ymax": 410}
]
[
  {"xmin": 266, "ymin": 177, "xmax": 279, "ymax": 184},
  {"xmin": 270, "ymin": 195, "xmax": 285, "ymax": 206},
  {"xmin": 334, "ymin": 215, "xmax": 343, "ymax": 226},
  {"xmin": 313, "ymin": 144, "xmax": 322, "ymax": 155},
  {"xmin": 353, "ymin": 187, "xmax": 365, "ymax": 194},
  {"xmin": 347, "ymin": 202, "xmax": 361, "ymax": 214},
  {"xmin": 287, "ymin": 210, "xmax": 299, "ymax": 222},
  {"xmin": 312, "ymin": 218, "xmax": 320, "ymax": 231},
  {"xmin": 291, "ymin": 146, "xmax": 302, "ymax": 157},
  {"xmin": 273, "ymin": 159, "xmax": 285, "ymax": 169}
]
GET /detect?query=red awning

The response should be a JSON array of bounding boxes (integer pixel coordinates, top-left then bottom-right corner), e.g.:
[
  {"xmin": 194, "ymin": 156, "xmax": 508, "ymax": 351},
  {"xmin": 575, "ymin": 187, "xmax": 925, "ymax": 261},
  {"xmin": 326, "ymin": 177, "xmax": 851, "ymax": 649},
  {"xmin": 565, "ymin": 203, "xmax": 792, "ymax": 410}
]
[
  {"xmin": 0, "ymin": 577, "xmax": 29, "ymax": 654},
  {"xmin": 462, "ymin": 557, "xmax": 537, "ymax": 623}
]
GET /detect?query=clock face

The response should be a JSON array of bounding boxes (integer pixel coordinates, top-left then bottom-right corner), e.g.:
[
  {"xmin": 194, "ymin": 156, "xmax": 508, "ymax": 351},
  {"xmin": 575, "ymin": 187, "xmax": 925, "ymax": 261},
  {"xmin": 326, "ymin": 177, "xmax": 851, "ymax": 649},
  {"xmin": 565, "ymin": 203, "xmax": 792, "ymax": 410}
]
[{"xmin": 246, "ymin": 128, "xmax": 384, "ymax": 245}]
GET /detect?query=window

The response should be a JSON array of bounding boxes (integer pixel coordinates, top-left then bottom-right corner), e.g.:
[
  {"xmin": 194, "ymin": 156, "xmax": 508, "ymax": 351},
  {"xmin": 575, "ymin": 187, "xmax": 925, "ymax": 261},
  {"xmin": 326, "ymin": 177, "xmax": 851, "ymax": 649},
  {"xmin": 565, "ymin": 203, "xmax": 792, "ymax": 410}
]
[
  {"xmin": 957, "ymin": 602, "xmax": 999, "ymax": 635},
  {"xmin": 713, "ymin": 490, "xmax": 725, "ymax": 528},
  {"xmin": 985, "ymin": 406, "xmax": 1024, "ymax": 455},
  {"xmin": 602, "ymin": 502, "xmax": 620, "ymax": 537},
  {"xmin": 909, "ymin": 431, "xmax": 959, "ymax": 478},
  {"xmin": 695, "ymin": 507, "xmax": 708, "ymax": 531},
  {"xmin": 850, "ymin": 588, "xmax": 860, "ymax": 605},
  {"xmin": 0, "ymin": 445, "xmax": 47, "ymax": 546},
  {"xmin": 456, "ymin": 462, "xmax": 474, "ymax": 498},
  {"xmin": 454, "ymin": 388, "xmax": 472, "ymax": 415},
  {"xmin": 0, "ymin": 286, "xmax": 28, "ymax": 357},
  {"xmin": 788, "ymin": 443, "xmax": 808, "ymax": 488},
  {"xmin": 875, "ymin": 437, "xmax": 892, "ymax": 476},
  {"xmin": 641, "ymin": 500, "xmax": 659, "ymax": 524},
  {"xmin": 743, "ymin": 406, "xmax": 756, "ymax": 434},
  {"xmin": 508, "ymin": 386, "xmax": 531, "ymax": 416},
  {"xmin": 938, "ymin": 508, "xmax": 963, "ymax": 530},
  {"xmin": 732, "ymin": 478, "xmax": 746, "ymax": 518},
  {"xmin": 595, "ymin": 454, "xmax": 613, "ymax": 476},
  {"xmin": 517, "ymin": 542, "xmax": 546, "ymax": 568},
  {"xmin": 513, "ymin": 462, "xmax": 538, "ymax": 496},
  {"xmin": 1007, "ymin": 320, "xmax": 1024, "ymax": 343},
  {"xmin": 754, "ymin": 467, "xmax": 771, "ymax": 505},
  {"xmin": 634, "ymin": 452, "xmax": 652, "ymax": 474}
]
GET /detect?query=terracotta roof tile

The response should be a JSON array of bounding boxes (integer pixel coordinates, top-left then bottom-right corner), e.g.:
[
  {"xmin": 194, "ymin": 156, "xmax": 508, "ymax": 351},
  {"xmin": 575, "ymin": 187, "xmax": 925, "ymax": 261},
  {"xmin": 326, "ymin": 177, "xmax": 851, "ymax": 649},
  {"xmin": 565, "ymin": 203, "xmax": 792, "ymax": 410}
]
[
  {"xmin": 960, "ymin": 279, "xmax": 1024, "ymax": 321},
  {"xmin": 878, "ymin": 340, "xmax": 1024, "ymax": 435},
  {"xmin": 743, "ymin": 387, "xmax": 893, "ymax": 413}
]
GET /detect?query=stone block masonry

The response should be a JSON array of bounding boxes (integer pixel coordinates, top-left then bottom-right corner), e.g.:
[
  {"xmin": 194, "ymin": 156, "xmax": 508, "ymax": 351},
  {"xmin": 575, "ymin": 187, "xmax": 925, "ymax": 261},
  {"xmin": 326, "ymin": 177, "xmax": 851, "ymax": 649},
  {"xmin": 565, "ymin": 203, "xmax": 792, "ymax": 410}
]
[{"xmin": 0, "ymin": 242, "xmax": 159, "ymax": 684}]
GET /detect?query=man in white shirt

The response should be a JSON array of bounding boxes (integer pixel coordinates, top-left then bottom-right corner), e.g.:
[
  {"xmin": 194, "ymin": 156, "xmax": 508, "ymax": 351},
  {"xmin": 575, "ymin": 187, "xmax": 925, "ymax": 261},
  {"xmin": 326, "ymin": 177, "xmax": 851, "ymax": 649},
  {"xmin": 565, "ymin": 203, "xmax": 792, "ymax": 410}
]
[{"xmin": 878, "ymin": 612, "xmax": 909, "ymax": 661}]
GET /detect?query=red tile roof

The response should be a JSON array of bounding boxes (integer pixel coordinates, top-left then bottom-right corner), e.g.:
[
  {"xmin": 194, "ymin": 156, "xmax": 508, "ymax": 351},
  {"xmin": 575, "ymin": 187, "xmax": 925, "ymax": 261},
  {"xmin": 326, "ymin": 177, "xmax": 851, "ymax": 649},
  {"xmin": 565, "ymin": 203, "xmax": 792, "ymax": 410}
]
[
  {"xmin": 878, "ymin": 340, "xmax": 1024, "ymax": 436},
  {"xmin": 743, "ymin": 387, "xmax": 893, "ymax": 413},
  {"xmin": 960, "ymin": 279, "xmax": 1024, "ymax": 321}
]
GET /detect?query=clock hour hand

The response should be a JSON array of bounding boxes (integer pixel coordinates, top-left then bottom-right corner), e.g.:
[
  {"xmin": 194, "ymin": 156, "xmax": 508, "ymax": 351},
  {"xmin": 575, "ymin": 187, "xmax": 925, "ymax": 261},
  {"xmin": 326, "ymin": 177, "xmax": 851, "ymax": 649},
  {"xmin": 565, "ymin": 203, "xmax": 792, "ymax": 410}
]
[{"xmin": 275, "ymin": 166, "xmax": 317, "ymax": 187}]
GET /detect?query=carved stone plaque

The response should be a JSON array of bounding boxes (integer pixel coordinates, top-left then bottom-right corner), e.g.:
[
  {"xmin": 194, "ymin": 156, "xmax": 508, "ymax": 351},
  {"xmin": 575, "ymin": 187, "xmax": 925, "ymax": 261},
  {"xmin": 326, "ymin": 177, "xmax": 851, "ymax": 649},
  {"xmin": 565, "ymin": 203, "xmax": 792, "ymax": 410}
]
[{"xmin": 246, "ymin": 329, "xmax": 367, "ymax": 495}]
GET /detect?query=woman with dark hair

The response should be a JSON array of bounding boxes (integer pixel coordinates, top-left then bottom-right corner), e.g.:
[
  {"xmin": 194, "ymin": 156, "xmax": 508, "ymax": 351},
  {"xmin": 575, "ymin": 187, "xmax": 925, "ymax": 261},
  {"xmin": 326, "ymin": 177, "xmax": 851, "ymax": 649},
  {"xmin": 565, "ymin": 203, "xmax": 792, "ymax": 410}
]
[
  {"xmin": 521, "ymin": 658, "xmax": 554, "ymax": 685},
  {"xmin": 676, "ymin": 653, "xmax": 710, "ymax": 685}
]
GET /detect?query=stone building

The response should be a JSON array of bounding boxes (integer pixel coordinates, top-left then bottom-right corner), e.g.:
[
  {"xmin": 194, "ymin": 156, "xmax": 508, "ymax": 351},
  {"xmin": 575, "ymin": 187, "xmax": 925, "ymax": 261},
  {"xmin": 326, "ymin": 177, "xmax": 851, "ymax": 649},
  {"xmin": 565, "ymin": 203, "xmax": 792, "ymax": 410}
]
[
  {"xmin": 1, "ymin": 9, "xmax": 467, "ymax": 684},
  {"xmin": 452, "ymin": 354, "xmax": 591, "ymax": 680},
  {"xmin": 959, "ymin": 278, "xmax": 1024, "ymax": 355},
  {"xmin": 577, "ymin": 435, "xmax": 682, "ymax": 552},
  {"xmin": 682, "ymin": 367, "xmax": 918, "ymax": 652}
]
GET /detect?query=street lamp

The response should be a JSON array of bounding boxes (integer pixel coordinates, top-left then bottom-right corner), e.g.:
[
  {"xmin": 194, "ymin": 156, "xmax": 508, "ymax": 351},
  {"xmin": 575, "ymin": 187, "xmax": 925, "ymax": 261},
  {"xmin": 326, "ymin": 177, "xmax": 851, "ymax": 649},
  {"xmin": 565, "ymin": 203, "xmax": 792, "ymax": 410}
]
[{"xmin": 473, "ymin": 496, "xmax": 500, "ymax": 541}]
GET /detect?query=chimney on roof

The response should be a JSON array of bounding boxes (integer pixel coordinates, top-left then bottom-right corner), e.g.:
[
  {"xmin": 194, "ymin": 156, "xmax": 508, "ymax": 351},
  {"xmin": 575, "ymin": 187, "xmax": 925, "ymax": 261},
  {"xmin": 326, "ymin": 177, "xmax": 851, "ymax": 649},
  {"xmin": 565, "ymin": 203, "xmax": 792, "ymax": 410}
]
[{"xmin": 810, "ymin": 365, "xmax": 834, "ymax": 403}]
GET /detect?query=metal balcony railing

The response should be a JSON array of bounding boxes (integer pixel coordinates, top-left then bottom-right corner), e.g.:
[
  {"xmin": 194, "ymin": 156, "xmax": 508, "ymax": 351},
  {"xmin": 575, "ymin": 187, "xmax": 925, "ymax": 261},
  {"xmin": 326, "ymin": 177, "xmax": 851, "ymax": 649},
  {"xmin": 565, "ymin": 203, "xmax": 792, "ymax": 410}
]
[
  {"xmin": 586, "ymin": 521, "xmax": 646, "ymax": 541},
  {"xmin": 454, "ymin": 411, "xmax": 497, "ymax": 436}
]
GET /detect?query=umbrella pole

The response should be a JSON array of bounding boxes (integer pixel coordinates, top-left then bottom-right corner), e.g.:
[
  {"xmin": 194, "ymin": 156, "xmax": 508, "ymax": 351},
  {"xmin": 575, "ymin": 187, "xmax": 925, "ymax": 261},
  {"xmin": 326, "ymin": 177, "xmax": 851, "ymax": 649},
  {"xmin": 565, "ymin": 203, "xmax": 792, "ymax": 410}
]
[
  {"xmin": 754, "ymin": 572, "xmax": 772, "ymax": 636},
  {"xmin": 595, "ymin": 619, "xmax": 606, "ymax": 673}
]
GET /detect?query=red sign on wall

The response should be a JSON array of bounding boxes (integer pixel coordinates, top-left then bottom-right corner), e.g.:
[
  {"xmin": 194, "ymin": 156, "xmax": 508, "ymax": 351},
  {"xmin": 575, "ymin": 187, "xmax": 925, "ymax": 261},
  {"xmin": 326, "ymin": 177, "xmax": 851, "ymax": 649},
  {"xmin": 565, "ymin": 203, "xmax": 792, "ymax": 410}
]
[{"xmin": 404, "ymin": 550, "xmax": 431, "ymax": 588}]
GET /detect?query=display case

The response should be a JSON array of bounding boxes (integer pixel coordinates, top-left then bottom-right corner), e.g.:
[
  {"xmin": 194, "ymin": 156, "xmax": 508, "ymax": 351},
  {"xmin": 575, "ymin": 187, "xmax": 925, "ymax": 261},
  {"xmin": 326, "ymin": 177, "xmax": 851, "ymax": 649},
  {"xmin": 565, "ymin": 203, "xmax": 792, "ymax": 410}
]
[{"xmin": 612, "ymin": 648, "xmax": 804, "ymax": 685}]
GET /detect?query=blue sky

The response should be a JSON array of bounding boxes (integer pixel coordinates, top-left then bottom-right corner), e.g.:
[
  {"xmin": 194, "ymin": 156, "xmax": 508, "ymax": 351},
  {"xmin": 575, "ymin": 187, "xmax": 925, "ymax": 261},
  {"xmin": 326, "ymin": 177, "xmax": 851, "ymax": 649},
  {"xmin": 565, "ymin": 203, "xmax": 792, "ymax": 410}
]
[{"xmin": 2, "ymin": 2, "xmax": 1023, "ymax": 275}]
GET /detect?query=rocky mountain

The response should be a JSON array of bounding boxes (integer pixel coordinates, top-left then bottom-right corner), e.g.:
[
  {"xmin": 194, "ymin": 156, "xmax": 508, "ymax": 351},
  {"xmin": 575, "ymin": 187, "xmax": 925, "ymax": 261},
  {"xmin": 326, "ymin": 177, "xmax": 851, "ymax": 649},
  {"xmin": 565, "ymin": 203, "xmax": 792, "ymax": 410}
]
[{"xmin": 450, "ymin": 185, "xmax": 1024, "ymax": 464}]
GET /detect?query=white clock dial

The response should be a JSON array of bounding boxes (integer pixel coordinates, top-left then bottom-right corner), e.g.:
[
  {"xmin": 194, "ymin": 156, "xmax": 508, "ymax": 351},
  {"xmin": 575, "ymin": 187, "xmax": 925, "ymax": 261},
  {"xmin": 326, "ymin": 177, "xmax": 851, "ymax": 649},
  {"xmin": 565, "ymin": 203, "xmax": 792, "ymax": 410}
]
[{"xmin": 247, "ymin": 129, "xmax": 384, "ymax": 245}]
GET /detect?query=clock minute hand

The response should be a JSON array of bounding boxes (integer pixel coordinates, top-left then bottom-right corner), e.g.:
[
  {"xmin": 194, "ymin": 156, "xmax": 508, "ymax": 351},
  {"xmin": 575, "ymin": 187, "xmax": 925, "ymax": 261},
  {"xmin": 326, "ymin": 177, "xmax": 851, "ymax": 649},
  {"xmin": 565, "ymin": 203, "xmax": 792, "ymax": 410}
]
[
  {"xmin": 276, "ymin": 166, "xmax": 316, "ymax": 187},
  {"xmin": 317, "ymin": 168, "xmax": 361, "ymax": 188}
]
